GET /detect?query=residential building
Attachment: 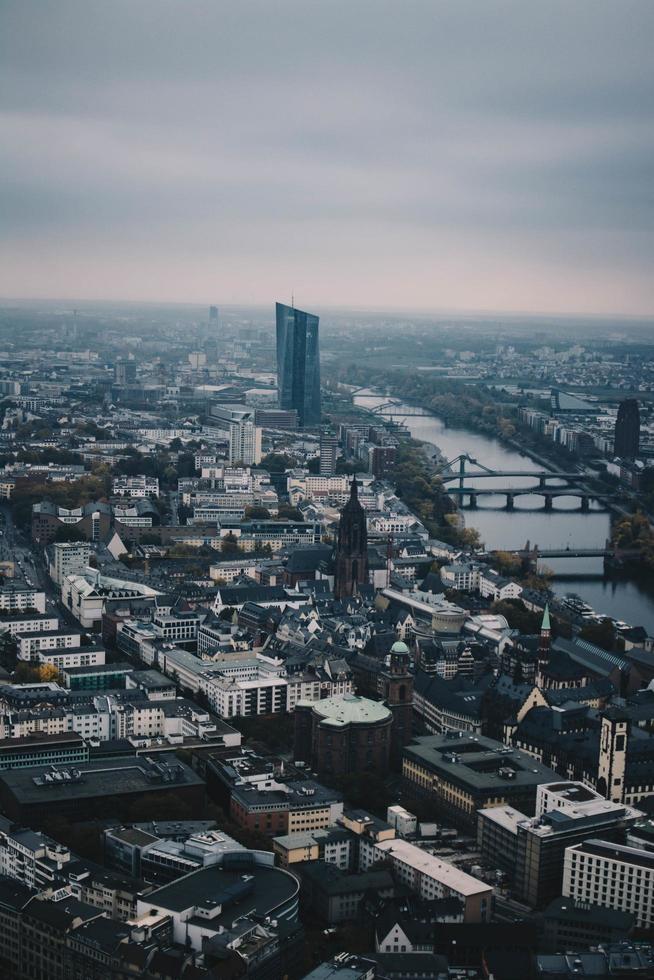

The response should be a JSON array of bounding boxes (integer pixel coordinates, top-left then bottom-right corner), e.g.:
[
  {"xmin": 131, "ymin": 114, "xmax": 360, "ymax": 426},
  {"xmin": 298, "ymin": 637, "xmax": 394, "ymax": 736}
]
[
  {"xmin": 0, "ymin": 587, "xmax": 46, "ymax": 615},
  {"xmin": 111, "ymin": 475, "xmax": 159, "ymax": 497},
  {"xmin": 319, "ymin": 431, "xmax": 338, "ymax": 475},
  {"xmin": 371, "ymin": 838, "xmax": 492, "ymax": 923},
  {"xmin": 229, "ymin": 417, "xmax": 262, "ymax": 465}
]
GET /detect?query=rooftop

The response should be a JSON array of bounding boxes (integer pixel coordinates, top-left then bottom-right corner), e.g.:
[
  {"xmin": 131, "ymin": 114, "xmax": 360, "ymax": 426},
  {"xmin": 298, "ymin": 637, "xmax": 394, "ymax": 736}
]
[
  {"xmin": 374, "ymin": 838, "xmax": 491, "ymax": 897},
  {"xmin": 140, "ymin": 863, "xmax": 299, "ymax": 923},
  {"xmin": 303, "ymin": 693, "xmax": 392, "ymax": 728},
  {"xmin": 404, "ymin": 733, "xmax": 559, "ymax": 792}
]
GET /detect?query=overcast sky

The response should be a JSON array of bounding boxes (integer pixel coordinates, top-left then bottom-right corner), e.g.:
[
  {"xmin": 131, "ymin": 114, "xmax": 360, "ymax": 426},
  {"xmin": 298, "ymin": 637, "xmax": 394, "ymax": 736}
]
[{"xmin": 1, "ymin": 1, "xmax": 653, "ymax": 316}]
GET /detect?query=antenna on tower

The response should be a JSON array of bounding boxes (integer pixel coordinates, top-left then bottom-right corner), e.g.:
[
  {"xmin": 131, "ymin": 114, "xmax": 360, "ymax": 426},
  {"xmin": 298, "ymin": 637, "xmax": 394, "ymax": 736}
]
[{"xmin": 291, "ymin": 290, "xmax": 295, "ymax": 309}]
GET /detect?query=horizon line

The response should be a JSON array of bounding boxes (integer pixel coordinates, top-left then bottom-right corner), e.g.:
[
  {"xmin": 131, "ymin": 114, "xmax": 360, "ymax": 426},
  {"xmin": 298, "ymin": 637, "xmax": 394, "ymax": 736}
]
[{"xmin": 0, "ymin": 294, "xmax": 653, "ymax": 324}]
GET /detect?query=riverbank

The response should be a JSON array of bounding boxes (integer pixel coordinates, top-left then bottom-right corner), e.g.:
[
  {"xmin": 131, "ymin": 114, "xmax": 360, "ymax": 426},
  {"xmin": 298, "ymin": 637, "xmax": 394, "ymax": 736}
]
[{"xmin": 352, "ymin": 387, "xmax": 654, "ymax": 632}]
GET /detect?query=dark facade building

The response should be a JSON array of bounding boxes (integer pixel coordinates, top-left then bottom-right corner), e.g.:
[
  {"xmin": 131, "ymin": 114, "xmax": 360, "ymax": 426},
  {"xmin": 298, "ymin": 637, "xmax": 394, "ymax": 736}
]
[
  {"xmin": 403, "ymin": 733, "xmax": 560, "ymax": 830},
  {"xmin": 0, "ymin": 755, "xmax": 205, "ymax": 828},
  {"xmin": 32, "ymin": 500, "xmax": 112, "ymax": 545},
  {"xmin": 294, "ymin": 694, "xmax": 393, "ymax": 778},
  {"xmin": 614, "ymin": 398, "xmax": 640, "ymax": 458},
  {"xmin": 368, "ymin": 444, "xmax": 397, "ymax": 479},
  {"xmin": 254, "ymin": 407, "xmax": 299, "ymax": 430},
  {"xmin": 275, "ymin": 301, "xmax": 321, "ymax": 427},
  {"xmin": 319, "ymin": 430, "xmax": 338, "ymax": 475},
  {"xmin": 350, "ymin": 640, "xmax": 414, "ymax": 767},
  {"xmin": 334, "ymin": 479, "xmax": 369, "ymax": 600},
  {"xmin": 114, "ymin": 360, "xmax": 137, "ymax": 385},
  {"xmin": 540, "ymin": 897, "xmax": 634, "ymax": 952}
]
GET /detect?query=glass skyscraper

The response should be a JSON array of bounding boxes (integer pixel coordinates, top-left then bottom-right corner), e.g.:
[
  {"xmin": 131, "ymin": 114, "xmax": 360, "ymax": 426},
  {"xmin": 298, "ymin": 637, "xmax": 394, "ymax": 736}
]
[{"xmin": 275, "ymin": 302, "xmax": 321, "ymax": 427}]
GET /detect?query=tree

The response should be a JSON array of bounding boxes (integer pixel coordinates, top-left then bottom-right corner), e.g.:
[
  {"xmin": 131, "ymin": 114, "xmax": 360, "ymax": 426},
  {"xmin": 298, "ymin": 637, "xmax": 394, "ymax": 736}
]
[
  {"xmin": 221, "ymin": 532, "xmax": 241, "ymax": 556},
  {"xmin": 244, "ymin": 505, "xmax": 272, "ymax": 519},
  {"xmin": 276, "ymin": 503, "xmax": 303, "ymax": 522},
  {"xmin": 579, "ymin": 618, "xmax": 617, "ymax": 652},
  {"xmin": 260, "ymin": 453, "xmax": 296, "ymax": 472}
]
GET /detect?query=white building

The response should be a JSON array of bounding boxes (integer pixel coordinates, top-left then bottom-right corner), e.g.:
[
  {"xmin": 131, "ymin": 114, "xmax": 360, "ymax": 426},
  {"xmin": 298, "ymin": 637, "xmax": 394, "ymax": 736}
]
[
  {"xmin": 16, "ymin": 628, "xmax": 82, "ymax": 661},
  {"xmin": 369, "ymin": 838, "xmax": 492, "ymax": 923},
  {"xmin": 563, "ymin": 839, "xmax": 654, "ymax": 929},
  {"xmin": 229, "ymin": 419, "xmax": 262, "ymax": 466},
  {"xmin": 200, "ymin": 659, "xmax": 287, "ymax": 718},
  {"xmin": 61, "ymin": 572, "xmax": 160, "ymax": 630},
  {"xmin": 440, "ymin": 562, "xmax": 482, "ymax": 592},
  {"xmin": 0, "ymin": 587, "xmax": 46, "ymax": 615},
  {"xmin": 386, "ymin": 806, "xmax": 418, "ymax": 838},
  {"xmin": 112, "ymin": 475, "xmax": 160, "ymax": 497},
  {"xmin": 50, "ymin": 541, "xmax": 92, "ymax": 587},
  {"xmin": 0, "ymin": 614, "xmax": 58, "ymax": 637},
  {"xmin": 478, "ymin": 569, "xmax": 523, "ymax": 602}
]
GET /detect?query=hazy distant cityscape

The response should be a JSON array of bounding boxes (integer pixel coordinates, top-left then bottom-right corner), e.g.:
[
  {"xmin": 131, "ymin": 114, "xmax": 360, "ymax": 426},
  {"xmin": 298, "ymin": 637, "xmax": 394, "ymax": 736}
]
[
  {"xmin": 2, "ymin": 0, "xmax": 654, "ymax": 977},
  {"xmin": 0, "ymin": 298, "xmax": 651, "ymax": 978}
]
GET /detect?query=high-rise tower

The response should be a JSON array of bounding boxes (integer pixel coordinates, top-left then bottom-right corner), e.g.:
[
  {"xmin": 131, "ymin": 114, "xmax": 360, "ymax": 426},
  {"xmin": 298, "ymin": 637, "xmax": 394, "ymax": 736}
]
[
  {"xmin": 275, "ymin": 302, "xmax": 321, "ymax": 427},
  {"xmin": 614, "ymin": 399, "xmax": 640, "ymax": 458},
  {"xmin": 319, "ymin": 431, "xmax": 338, "ymax": 475},
  {"xmin": 334, "ymin": 479, "xmax": 369, "ymax": 599}
]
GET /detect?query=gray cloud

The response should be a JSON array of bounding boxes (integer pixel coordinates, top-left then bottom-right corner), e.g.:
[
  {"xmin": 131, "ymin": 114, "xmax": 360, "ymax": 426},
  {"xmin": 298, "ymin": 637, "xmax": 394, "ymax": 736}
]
[{"xmin": 0, "ymin": 0, "xmax": 653, "ymax": 314}]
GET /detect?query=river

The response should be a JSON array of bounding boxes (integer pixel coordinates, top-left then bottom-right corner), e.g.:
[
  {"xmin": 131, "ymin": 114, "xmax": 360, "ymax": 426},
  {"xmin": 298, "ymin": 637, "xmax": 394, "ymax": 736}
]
[{"xmin": 354, "ymin": 390, "xmax": 654, "ymax": 633}]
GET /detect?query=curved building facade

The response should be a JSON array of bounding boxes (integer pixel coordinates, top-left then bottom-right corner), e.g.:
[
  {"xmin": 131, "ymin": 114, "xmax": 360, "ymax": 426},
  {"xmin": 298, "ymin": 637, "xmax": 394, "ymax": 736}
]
[{"xmin": 294, "ymin": 693, "xmax": 393, "ymax": 778}]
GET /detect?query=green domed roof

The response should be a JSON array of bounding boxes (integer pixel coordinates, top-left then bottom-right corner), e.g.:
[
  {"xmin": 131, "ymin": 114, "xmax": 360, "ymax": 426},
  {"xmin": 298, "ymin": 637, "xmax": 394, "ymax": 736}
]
[{"xmin": 391, "ymin": 640, "xmax": 410, "ymax": 655}]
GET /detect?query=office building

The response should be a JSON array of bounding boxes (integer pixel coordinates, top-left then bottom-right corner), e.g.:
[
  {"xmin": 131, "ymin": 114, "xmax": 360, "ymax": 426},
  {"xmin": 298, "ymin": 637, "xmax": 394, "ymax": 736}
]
[
  {"xmin": 402, "ymin": 733, "xmax": 560, "ymax": 829},
  {"xmin": 136, "ymin": 863, "xmax": 300, "ymax": 949},
  {"xmin": 563, "ymin": 839, "xmax": 654, "ymax": 929},
  {"xmin": 614, "ymin": 398, "xmax": 640, "ymax": 458},
  {"xmin": 49, "ymin": 541, "xmax": 93, "ymax": 587},
  {"xmin": 114, "ymin": 360, "xmax": 137, "ymax": 385},
  {"xmin": 478, "ymin": 781, "xmax": 641, "ymax": 908},
  {"xmin": 254, "ymin": 407, "xmax": 299, "ymax": 430},
  {"xmin": 229, "ymin": 417, "xmax": 262, "ymax": 465},
  {"xmin": 319, "ymin": 431, "xmax": 338, "ymax": 475},
  {"xmin": 275, "ymin": 301, "xmax": 321, "ymax": 427},
  {"xmin": 0, "ymin": 754, "xmax": 205, "ymax": 827},
  {"xmin": 209, "ymin": 402, "xmax": 250, "ymax": 429},
  {"xmin": 209, "ymin": 304, "xmax": 218, "ymax": 321},
  {"xmin": 540, "ymin": 896, "xmax": 634, "ymax": 952}
]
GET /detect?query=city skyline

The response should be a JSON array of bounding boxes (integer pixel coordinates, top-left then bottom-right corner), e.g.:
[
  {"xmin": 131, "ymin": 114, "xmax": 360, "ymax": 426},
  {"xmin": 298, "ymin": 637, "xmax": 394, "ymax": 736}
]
[{"xmin": 1, "ymin": 1, "xmax": 653, "ymax": 317}]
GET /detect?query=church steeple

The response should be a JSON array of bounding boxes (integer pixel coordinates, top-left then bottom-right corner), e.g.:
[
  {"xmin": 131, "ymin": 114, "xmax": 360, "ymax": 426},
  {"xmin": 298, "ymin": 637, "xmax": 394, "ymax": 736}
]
[
  {"xmin": 334, "ymin": 478, "xmax": 369, "ymax": 599},
  {"xmin": 536, "ymin": 603, "xmax": 551, "ymax": 687}
]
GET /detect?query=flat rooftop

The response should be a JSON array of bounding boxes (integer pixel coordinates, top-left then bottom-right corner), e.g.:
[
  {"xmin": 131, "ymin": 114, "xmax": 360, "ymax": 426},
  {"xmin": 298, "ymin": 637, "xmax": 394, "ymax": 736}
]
[
  {"xmin": 0, "ymin": 754, "xmax": 204, "ymax": 804},
  {"xmin": 374, "ymin": 839, "xmax": 491, "ymax": 896},
  {"xmin": 405, "ymin": 734, "xmax": 559, "ymax": 792},
  {"xmin": 571, "ymin": 839, "xmax": 654, "ymax": 871},
  {"xmin": 141, "ymin": 863, "xmax": 298, "ymax": 922},
  {"xmin": 303, "ymin": 693, "xmax": 392, "ymax": 728}
]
